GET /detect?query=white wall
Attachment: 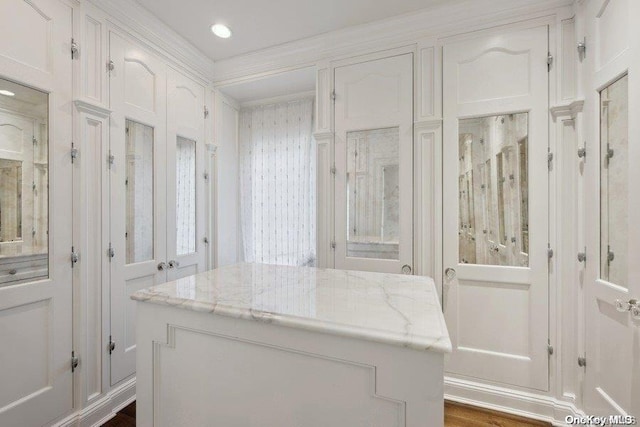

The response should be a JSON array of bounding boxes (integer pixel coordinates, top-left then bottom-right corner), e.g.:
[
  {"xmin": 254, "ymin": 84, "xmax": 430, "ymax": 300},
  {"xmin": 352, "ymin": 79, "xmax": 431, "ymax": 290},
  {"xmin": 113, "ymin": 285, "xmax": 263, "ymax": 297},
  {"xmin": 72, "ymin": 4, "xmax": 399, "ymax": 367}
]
[{"xmin": 216, "ymin": 97, "xmax": 240, "ymax": 266}]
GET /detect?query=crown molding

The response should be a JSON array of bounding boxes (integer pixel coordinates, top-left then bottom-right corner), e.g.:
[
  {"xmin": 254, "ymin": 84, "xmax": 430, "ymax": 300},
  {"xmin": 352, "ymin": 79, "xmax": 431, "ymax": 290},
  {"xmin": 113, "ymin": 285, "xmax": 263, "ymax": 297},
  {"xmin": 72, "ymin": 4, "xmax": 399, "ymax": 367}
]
[
  {"xmin": 86, "ymin": 0, "xmax": 215, "ymax": 82},
  {"xmin": 213, "ymin": 0, "xmax": 573, "ymax": 83},
  {"xmin": 239, "ymin": 90, "xmax": 316, "ymax": 109}
]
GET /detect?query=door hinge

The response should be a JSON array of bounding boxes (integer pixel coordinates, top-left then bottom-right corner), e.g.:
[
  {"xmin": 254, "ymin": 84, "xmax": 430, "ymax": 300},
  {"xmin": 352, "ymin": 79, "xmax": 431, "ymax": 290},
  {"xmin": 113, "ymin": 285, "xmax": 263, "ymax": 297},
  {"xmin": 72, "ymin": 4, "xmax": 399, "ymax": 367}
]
[
  {"xmin": 204, "ymin": 106, "xmax": 209, "ymax": 119},
  {"xmin": 330, "ymin": 165, "xmax": 337, "ymax": 175},
  {"xmin": 71, "ymin": 143, "xmax": 78, "ymax": 163},
  {"xmin": 107, "ymin": 60, "xmax": 114, "ymax": 72},
  {"xmin": 577, "ymin": 147, "xmax": 586, "ymax": 159},
  {"xmin": 547, "ymin": 52, "xmax": 553, "ymax": 71},
  {"xmin": 330, "ymin": 240, "xmax": 336, "ymax": 250},
  {"xmin": 108, "ymin": 152, "xmax": 115, "ymax": 168},
  {"xmin": 71, "ymin": 246, "xmax": 79, "ymax": 268},
  {"xmin": 71, "ymin": 38, "xmax": 79, "ymax": 59},
  {"xmin": 547, "ymin": 150, "xmax": 553, "ymax": 171},
  {"xmin": 107, "ymin": 243, "xmax": 115, "ymax": 260},
  {"xmin": 547, "ymin": 245, "xmax": 554, "ymax": 259},
  {"xmin": 71, "ymin": 351, "xmax": 79, "ymax": 372},
  {"xmin": 32, "ymin": 136, "xmax": 38, "ymax": 145},
  {"xmin": 547, "ymin": 344, "xmax": 554, "ymax": 356},
  {"xmin": 578, "ymin": 356, "xmax": 586, "ymax": 368},
  {"xmin": 331, "ymin": 90, "xmax": 336, "ymax": 101},
  {"xmin": 577, "ymin": 37, "xmax": 586, "ymax": 57},
  {"xmin": 204, "ymin": 172, "xmax": 209, "ymax": 181},
  {"xmin": 577, "ymin": 248, "xmax": 586, "ymax": 263},
  {"xmin": 108, "ymin": 337, "xmax": 116, "ymax": 354},
  {"xmin": 203, "ymin": 236, "xmax": 209, "ymax": 245}
]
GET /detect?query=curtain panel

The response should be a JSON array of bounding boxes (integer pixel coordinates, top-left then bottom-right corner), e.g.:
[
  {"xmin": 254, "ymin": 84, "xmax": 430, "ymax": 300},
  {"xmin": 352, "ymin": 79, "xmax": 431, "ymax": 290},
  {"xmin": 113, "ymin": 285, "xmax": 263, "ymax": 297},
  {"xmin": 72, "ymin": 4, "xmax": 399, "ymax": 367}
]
[{"xmin": 239, "ymin": 98, "xmax": 316, "ymax": 266}]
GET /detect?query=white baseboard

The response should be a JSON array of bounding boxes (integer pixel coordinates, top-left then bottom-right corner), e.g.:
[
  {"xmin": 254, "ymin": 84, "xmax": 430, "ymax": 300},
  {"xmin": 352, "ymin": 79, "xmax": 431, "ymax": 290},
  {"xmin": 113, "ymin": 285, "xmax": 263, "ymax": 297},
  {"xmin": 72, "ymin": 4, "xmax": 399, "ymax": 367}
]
[
  {"xmin": 53, "ymin": 378, "xmax": 136, "ymax": 427},
  {"xmin": 445, "ymin": 376, "xmax": 585, "ymax": 427}
]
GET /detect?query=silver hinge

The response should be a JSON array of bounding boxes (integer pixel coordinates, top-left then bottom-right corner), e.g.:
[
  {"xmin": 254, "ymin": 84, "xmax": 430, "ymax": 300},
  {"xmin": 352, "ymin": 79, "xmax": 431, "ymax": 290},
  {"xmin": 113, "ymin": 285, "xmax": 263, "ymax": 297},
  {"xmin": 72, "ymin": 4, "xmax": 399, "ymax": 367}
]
[
  {"xmin": 108, "ymin": 152, "xmax": 115, "ymax": 168},
  {"xmin": 108, "ymin": 337, "xmax": 116, "ymax": 354},
  {"xmin": 71, "ymin": 246, "xmax": 79, "ymax": 268},
  {"xmin": 577, "ymin": 147, "xmax": 586, "ymax": 159},
  {"xmin": 330, "ymin": 165, "xmax": 337, "ymax": 175},
  {"xmin": 547, "ymin": 52, "xmax": 553, "ymax": 70},
  {"xmin": 71, "ymin": 38, "xmax": 79, "ymax": 59},
  {"xmin": 203, "ymin": 237, "xmax": 209, "ymax": 245},
  {"xmin": 547, "ymin": 150, "xmax": 553, "ymax": 171},
  {"xmin": 32, "ymin": 136, "xmax": 37, "ymax": 145},
  {"xmin": 71, "ymin": 143, "xmax": 78, "ymax": 163},
  {"xmin": 577, "ymin": 249, "xmax": 586, "ymax": 263},
  {"xmin": 204, "ymin": 106, "xmax": 209, "ymax": 118},
  {"xmin": 107, "ymin": 60, "xmax": 114, "ymax": 72},
  {"xmin": 107, "ymin": 243, "xmax": 115, "ymax": 260},
  {"xmin": 204, "ymin": 172, "xmax": 209, "ymax": 181},
  {"xmin": 330, "ymin": 240, "xmax": 336, "ymax": 250},
  {"xmin": 71, "ymin": 351, "xmax": 79, "ymax": 372},
  {"xmin": 331, "ymin": 90, "xmax": 336, "ymax": 101},
  {"xmin": 577, "ymin": 37, "xmax": 586, "ymax": 57},
  {"xmin": 578, "ymin": 356, "xmax": 586, "ymax": 368},
  {"xmin": 547, "ymin": 344, "xmax": 554, "ymax": 356},
  {"xmin": 547, "ymin": 245, "xmax": 554, "ymax": 259}
]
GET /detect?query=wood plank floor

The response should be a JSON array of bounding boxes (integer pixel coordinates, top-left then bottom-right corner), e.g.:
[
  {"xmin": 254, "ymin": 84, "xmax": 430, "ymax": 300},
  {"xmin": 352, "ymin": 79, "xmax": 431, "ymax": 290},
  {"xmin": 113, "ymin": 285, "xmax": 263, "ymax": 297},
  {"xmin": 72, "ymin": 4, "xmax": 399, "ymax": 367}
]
[{"xmin": 102, "ymin": 400, "xmax": 551, "ymax": 426}]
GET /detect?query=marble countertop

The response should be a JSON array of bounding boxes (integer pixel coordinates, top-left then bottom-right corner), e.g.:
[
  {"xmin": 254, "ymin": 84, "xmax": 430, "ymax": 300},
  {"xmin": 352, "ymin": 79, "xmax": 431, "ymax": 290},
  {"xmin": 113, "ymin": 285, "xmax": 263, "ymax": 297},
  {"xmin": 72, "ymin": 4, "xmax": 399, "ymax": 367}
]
[{"xmin": 131, "ymin": 263, "xmax": 451, "ymax": 353}]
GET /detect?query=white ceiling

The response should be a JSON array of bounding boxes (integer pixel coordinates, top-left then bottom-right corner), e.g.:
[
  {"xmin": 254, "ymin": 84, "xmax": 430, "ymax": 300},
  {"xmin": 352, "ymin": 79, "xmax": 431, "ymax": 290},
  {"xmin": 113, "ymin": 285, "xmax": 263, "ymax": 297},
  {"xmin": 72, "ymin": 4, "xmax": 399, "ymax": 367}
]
[
  {"xmin": 135, "ymin": 0, "xmax": 452, "ymax": 61},
  {"xmin": 219, "ymin": 67, "xmax": 316, "ymax": 104}
]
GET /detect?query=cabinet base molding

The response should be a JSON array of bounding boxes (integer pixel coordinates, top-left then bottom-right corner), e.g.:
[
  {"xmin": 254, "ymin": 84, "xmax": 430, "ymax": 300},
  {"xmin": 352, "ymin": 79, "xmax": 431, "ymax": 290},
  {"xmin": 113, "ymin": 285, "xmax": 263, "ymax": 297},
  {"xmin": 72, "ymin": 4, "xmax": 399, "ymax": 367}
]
[
  {"xmin": 445, "ymin": 376, "xmax": 584, "ymax": 427},
  {"xmin": 53, "ymin": 378, "xmax": 136, "ymax": 427}
]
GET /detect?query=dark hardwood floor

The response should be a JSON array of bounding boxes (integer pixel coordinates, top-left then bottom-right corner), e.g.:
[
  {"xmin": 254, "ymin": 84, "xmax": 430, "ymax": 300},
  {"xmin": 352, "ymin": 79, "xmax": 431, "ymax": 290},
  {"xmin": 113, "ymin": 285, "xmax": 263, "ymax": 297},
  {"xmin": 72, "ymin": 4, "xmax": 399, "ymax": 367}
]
[{"xmin": 102, "ymin": 400, "xmax": 551, "ymax": 426}]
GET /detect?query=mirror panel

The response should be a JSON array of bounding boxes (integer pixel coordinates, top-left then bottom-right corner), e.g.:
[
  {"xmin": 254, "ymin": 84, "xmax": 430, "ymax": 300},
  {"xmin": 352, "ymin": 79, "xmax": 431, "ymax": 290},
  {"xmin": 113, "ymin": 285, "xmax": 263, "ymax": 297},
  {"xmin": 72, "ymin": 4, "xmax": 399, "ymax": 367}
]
[
  {"xmin": 125, "ymin": 119, "xmax": 154, "ymax": 264},
  {"xmin": 346, "ymin": 127, "xmax": 399, "ymax": 260},
  {"xmin": 458, "ymin": 113, "xmax": 529, "ymax": 267},
  {"xmin": 176, "ymin": 136, "xmax": 196, "ymax": 256},
  {"xmin": 0, "ymin": 77, "xmax": 49, "ymax": 286},
  {"xmin": 600, "ymin": 74, "xmax": 628, "ymax": 286}
]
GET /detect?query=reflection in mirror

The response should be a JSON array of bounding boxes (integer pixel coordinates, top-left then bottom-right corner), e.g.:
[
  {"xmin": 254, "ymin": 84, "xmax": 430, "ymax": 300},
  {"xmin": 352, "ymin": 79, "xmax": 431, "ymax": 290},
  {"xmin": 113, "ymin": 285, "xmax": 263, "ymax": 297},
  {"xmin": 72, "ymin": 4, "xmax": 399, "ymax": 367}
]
[
  {"xmin": 600, "ymin": 75, "xmax": 628, "ymax": 286},
  {"xmin": 126, "ymin": 120, "xmax": 154, "ymax": 264},
  {"xmin": 176, "ymin": 136, "xmax": 196, "ymax": 255},
  {"xmin": 346, "ymin": 127, "xmax": 399, "ymax": 260},
  {"xmin": 0, "ymin": 77, "xmax": 48, "ymax": 286},
  {"xmin": 458, "ymin": 113, "xmax": 529, "ymax": 267}
]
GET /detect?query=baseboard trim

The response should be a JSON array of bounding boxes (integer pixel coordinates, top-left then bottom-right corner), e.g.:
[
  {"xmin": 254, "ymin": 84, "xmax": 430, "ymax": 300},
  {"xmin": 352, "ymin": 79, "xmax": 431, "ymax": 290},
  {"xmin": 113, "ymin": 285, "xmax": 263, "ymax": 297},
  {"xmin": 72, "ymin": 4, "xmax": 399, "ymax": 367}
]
[
  {"xmin": 445, "ymin": 376, "xmax": 585, "ymax": 426},
  {"xmin": 53, "ymin": 378, "xmax": 136, "ymax": 427}
]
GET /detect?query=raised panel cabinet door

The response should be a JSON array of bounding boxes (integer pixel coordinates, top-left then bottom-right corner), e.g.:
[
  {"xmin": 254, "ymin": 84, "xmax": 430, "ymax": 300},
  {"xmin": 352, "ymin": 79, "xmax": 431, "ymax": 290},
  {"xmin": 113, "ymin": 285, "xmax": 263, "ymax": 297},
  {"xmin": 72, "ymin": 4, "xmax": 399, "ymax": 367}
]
[
  {"xmin": 333, "ymin": 53, "xmax": 414, "ymax": 274},
  {"xmin": 584, "ymin": 0, "xmax": 640, "ymax": 418},
  {"xmin": 166, "ymin": 69, "xmax": 206, "ymax": 281},
  {"xmin": 0, "ymin": 0, "xmax": 74, "ymax": 425},
  {"xmin": 442, "ymin": 25, "xmax": 549, "ymax": 391},
  {"xmin": 108, "ymin": 31, "xmax": 168, "ymax": 386}
]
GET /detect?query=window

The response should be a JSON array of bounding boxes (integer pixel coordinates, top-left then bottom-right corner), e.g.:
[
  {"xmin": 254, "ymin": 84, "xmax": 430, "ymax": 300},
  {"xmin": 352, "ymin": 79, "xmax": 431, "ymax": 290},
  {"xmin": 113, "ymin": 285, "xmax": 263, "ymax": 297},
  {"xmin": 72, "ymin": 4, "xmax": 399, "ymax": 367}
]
[{"xmin": 239, "ymin": 98, "xmax": 316, "ymax": 266}]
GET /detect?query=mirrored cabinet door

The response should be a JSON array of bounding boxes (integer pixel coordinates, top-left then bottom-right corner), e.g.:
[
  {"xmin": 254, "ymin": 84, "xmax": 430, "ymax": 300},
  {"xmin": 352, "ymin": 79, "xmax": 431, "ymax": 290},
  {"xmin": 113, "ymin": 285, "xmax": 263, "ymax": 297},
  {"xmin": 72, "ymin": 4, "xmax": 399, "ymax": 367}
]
[{"xmin": 0, "ymin": 77, "xmax": 49, "ymax": 286}]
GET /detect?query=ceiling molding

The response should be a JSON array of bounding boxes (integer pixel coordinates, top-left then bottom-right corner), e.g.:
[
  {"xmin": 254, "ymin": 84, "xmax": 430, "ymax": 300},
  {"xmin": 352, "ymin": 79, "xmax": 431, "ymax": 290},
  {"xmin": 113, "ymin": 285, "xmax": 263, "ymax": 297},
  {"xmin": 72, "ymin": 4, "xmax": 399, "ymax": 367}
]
[
  {"xmin": 87, "ymin": 0, "xmax": 215, "ymax": 81},
  {"xmin": 213, "ymin": 0, "xmax": 572, "ymax": 83}
]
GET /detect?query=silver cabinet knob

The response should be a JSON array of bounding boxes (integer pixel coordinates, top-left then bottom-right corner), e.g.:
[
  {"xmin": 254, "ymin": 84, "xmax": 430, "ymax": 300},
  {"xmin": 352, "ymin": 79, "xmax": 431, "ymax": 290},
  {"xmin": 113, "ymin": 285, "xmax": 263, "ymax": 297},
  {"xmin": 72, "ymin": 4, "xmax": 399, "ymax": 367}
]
[
  {"xmin": 615, "ymin": 299, "xmax": 638, "ymax": 313},
  {"xmin": 157, "ymin": 262, "xmax": 168, "ymax": 271},
  {"xmin": 445, "ymin": 267, "xmax": 456, "ymax": 280},
  {"xmin": 401, "ymin": 264, "xmax": 412, "ymax": 274},
  {"xmin": 168, "ymin": 260, "xmax": 180, "ymax": 269}
]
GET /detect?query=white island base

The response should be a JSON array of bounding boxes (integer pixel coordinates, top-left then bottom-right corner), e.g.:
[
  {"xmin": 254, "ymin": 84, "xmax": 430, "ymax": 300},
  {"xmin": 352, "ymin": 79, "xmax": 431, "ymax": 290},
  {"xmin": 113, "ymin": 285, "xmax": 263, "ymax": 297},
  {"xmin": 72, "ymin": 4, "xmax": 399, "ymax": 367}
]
[{"xmin": 134, "ymin": 264, "xmax": 451, "ymax": 427}]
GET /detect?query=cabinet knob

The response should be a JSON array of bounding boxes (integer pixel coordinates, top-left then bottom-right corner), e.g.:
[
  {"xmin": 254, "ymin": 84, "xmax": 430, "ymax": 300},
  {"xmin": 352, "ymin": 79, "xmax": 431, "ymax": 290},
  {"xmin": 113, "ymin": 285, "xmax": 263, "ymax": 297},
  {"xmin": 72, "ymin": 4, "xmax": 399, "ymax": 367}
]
[
  {"xmin": 168, "ymin": 260, "xmax": 180, "ymax": 269},
  {"xmin": 157, "ymin": 262, "xmax": 168, "ymax": 271}
]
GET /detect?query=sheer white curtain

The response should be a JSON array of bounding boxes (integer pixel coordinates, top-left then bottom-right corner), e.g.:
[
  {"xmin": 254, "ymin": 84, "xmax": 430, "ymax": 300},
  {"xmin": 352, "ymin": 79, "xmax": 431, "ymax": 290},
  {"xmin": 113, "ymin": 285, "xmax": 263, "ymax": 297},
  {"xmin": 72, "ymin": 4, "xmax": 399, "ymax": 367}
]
[{"xmin": 239, "ymin": 98, "xmax": 316, "ymax": 266}]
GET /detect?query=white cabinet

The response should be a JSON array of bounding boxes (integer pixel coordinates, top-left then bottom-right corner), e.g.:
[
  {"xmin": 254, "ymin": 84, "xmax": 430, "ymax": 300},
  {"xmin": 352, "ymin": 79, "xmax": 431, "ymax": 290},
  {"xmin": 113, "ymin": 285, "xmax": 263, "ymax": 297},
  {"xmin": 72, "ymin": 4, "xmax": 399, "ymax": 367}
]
[{"xmin": 107, "ymin": 33, "xmax": 208, "ymax": 385}]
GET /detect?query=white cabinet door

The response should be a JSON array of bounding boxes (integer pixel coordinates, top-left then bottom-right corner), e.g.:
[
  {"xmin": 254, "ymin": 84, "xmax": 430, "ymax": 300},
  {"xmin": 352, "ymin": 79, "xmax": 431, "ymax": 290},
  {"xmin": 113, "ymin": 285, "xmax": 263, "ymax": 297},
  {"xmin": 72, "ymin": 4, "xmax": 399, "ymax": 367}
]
[
  {"xmin": 109, "ymin": 32, "xmax": 168, "ymax": 385},
  {"xmin": 334, "ymin": 53, "xmax": 413, "ymax": 274},
  {"xmin": 166, "ymin": 68, "xmax": 207, "ymax": 280},
  {"xmin": 584, "ymin": 0, "xmax": 640, "ymax": 417},
  {"xmin": 0, "ymin": 0, "xmax": 74, "ymax": 425},
  {"xmin": 442, "ymin": 26, "xmax": 550, "ymax": 390}
]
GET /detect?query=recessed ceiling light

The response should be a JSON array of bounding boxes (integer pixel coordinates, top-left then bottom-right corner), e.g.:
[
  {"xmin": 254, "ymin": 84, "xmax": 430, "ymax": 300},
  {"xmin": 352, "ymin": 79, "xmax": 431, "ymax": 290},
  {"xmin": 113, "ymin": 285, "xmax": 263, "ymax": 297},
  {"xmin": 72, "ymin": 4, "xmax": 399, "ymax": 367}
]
[
  {"xmin": 211, "ymin": 24, "xmax": 232, "ymax": 39},
  {"xmin": 0, "ymin": 89, "xmax": 15, "ymax": 97}
]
